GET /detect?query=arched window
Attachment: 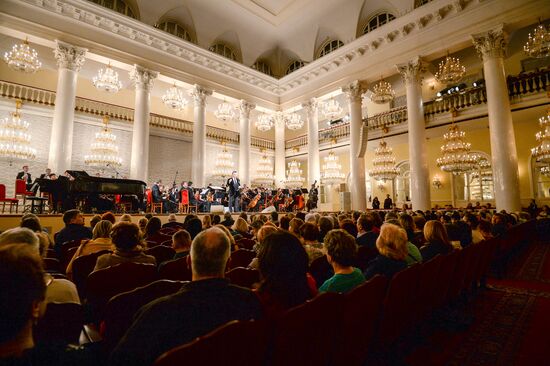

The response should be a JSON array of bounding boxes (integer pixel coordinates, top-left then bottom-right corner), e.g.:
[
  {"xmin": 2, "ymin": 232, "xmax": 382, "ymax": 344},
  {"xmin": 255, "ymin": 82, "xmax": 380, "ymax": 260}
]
[
  {"xmin": 415, "ymin": 0, "xmax": 433, "ymax": 9},
  {"xmin": 363, "ymin": 12, "xmax": 396, "ymax": 34},
  {"xmin": 285, "ymin": 60, "xmax": 305, "ymax": 75},
  {"xmin": 395, "ymin": 161, "xmax": 411, "ymax": 205},
  {"xmin": 252, "ymin": 60, "xmax": 273, "ymax": 76},
  {"xmin": 318, "ymin": 39, "xmax": 344, "ymax": 58},
  {"xmin": 89, "ymin": 0, "xmax": 137, "ymax": 19},
  {"xmin": 453, "ymin": 153, "xmax": 495, "ymax": 203},
  {"xmin": 208, "ymin": 43, "xmax": 237, "ymax": 61},
  {"xmin": 156, "ymin": 21, "xmax": 193, "ymax": 43},
  {"xmin": 530, "ymin": 155, "xmax": 550, "ymax": 199}
]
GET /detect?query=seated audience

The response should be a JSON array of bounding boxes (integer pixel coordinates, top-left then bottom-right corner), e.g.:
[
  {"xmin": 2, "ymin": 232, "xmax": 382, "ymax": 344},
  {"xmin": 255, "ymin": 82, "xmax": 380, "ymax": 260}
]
[
  {"xmin": 109, "ymin": 227, "xmax": 262, "ymax": 366},
  {"xmin": 450, "ymin": 211, "xmax": 473, "ymax": 247},
  {"xmin": 162, "ymin": 214, "xmax": 183, "ymax": 229},
  {"xmin": 256, "ymin": 231, "xmax": 314, "ymax": 317},
  {"xmin": 89, "ymin": 214, "xmax": 102, "ymax": 230},
  {"xmin": 202, "ymin": 215, "xmax": 212, "ymax": 229},
  {"xmin": 66, "ymin": 220, "xmax": 113, "ymax": 278},
  {"xmin": 101, "ymin": 212, "xmax": 116, "ymax": 225},
  {"xmin": 143, "ymin": 217, "xmax": 163, "ymax": 245},
  {"xmin": 300, "ymin": 222, "xmax": 324, "ymax": 265},
  {"xmin": 478, "ymin": 220, "xmax": 494, "ymax": 241},
  {"xmin": 20, "ymin": 216, "xmax": 53, "ymax": 254},
  {"xmin": 94, "ymin": 222, "xmax": 156, "ymax": 271},
  {"xmin": 464, "ymin": 213, "xmax": 484, "ymax": 244},
  {"xmin": 356, "ymin": 214, "xmax": 379, "ymax": 249},
  {"xmin": 279, "ymin": 215, "xmax": 291, "ymax": 231},
  {"xmin": 214, "ymin": 224, "xmax": 237, "ymax": 251},
  {"xmin": 220, "ymin": 212, "xmax": 234, "ymax": 227},
  {"xmin": 185, "ymin": 218, "xmax": 204, "ymax": 240},
  {"xmin": 363, "ymin": 224, "xmax": 408, "ymax": 280},
  {"xmin": 288, "ymin": 218, "xmax": 304, "ymax": 238},
  {"xmin": 119, "ymin": 214, "xmax": 132, "ymax": 223},
  {"xmin": 137, "ymin": 217, "xmax": 148, "ymax": 235},
  {"xmin": 54, "ymin": 210, "xmax": 92, "ymax": 254},
  {"xmin": 318, "ymin": 216, "xmax": 333, "ymax": 242},
  {"xmin": 420, "ymin": 220, "xmax": 454, "ymax": 262},
  {"xmin": 232, "ymin": 217, "xmax": 253, "ymax": 240},
  {"xmin": 340, "ymin": 219, "xmax": 358, "ymax": 238},
  {"xmin": 171, "ymin": 230, "xmax": 192, "ymax": 260},
  {"xmin": 248, "ymin": 225, "xmax": 279, "ymax": 269},
  {"xmin": 319, "ymin": 229, "xmax": 365, "ymax": 293}
]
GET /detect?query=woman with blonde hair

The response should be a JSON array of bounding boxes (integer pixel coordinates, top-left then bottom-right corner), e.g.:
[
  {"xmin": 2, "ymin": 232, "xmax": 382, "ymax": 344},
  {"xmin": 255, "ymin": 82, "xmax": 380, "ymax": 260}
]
[
  {"xmin": 288, "ymin": 218, "xmax": 304, "ymax": 238},
  {"xmin": 120, "ymin": 214, "xmax": 132, "ymax": 223},
  {"xmin": 66, "ymin": 220, "xmax": 113, "ymax": 278},
  {"xmin": 363, "ymin": 223, "xmax": 408, "ymax": 280},
  {"xmin": 232, "ymin": 217, "xmax": 253, "ymax": 239},
  {"xmin": 202, "ymin": 215, "xmax": 212, "ymax": 229},
  {"xmin": 420, "ymin": 220, "xmax": 453, "ymax": 261}
]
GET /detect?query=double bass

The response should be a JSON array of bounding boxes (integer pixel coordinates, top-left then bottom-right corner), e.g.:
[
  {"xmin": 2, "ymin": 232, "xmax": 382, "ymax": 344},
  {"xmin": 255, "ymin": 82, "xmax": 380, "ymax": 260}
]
[{"xmin": 247, "ymin": 191, "xmax": 261, "ymax": 210}]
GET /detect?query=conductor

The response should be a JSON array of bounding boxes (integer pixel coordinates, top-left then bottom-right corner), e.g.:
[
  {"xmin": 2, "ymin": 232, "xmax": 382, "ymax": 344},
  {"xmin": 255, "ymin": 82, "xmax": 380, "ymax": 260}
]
[{"xmin": 226, "ymin": 171, "xmax": 240, "ymax": 212}]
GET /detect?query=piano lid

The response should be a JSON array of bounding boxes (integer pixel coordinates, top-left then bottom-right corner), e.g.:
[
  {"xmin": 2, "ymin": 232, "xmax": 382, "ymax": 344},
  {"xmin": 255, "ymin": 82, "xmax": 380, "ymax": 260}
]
[{"xmin": 66, "ymin": 170, "xmax": 147, "ymax": 186}]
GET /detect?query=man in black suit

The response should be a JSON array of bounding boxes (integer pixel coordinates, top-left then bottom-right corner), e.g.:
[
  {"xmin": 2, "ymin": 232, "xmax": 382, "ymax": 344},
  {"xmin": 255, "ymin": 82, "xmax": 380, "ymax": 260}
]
[
  {"xmin": 383, "ymin": 194, "xmax": 393, "ymax": 209},
  {"xmin": 16, "ymin": 165, "xmax": 38, "ymax": 194},
  {"xmin": 39, "ymin": 168, "xmax": 52, "ymax": 179},
  {"xmin": 226, "ymin": 171, "xmax": 240, "ymax": 212},
  {"xmin": 356, "ymin": 215, "xmax": 379, "ymax": 250}
]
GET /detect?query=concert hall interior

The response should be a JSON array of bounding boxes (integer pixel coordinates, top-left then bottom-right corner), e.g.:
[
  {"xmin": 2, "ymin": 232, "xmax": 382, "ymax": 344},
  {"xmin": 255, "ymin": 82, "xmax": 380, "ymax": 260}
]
[{"xmin": 0, "ymin": 0, "xmax": 550, "ymax": 365}]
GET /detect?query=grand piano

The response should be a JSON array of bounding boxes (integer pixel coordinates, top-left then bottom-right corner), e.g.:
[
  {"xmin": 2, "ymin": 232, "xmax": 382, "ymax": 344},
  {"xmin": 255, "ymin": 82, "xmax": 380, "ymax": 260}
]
[{"xmin": 37, "ymin": 170, "xmax": 147, "ymax": 212}]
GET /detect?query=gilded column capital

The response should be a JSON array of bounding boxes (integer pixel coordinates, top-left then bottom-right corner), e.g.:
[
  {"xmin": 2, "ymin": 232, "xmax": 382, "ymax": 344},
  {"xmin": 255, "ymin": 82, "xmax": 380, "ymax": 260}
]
[
  {"xmin": 396, "ymin": 56, "xmax": 427, "ymax": 85},
  {"xmin": 54, "ymin": 40, "xmax": 87, "ymax": 72},
  {"xmin": 471, "ymin": 25, "xmax": 508, "ymax": 60}
]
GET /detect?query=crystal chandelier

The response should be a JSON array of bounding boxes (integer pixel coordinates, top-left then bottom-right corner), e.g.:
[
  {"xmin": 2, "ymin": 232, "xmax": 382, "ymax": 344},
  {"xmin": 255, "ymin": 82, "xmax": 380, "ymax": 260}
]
[
  {"xmin": 214, "ymin": 100, "xmax": 235, "ymax": 122},
  {"xmin": 285, "ymin": 113, "xmax": 303, "ymax": 130},
  {"xmin": 531, "ymin": 112, "xmax": 550, "ymax": 164},
  {"xmin": 162, "ymin": 84, "xmax": 188, "ymax": 110},
  {"xmin": 436, "ymin": 124, "xmax": 478, "ymax": 174},
  {"xmin": 255, "ymin": 113, "xmax": 273, "ymax": 132},
  {"xmin": 541, "ymin": 166, "xmax": 550, "ymax": 177},
  {"xmin": 84, "ymin": 115, "xmax": 122, "ymax": 168},
  {"xmin": 286, "ymin": 160, "xmax": 305, "ymax": 188},
  {"xmin": 524, "ymin": 22, "xmax": 550, "ymax": 58},
  {"xmin": 470, "ymin": 155, "xmax": 493, "ymax": 182},
  {"xmin": 321, "ymin": 151, "xmax": 345, "ymax": 185},
  {"xmin": 369, "ymin": 141, "xmax": 399, "ymax": 182},
  {"xmin": 371, "ymin": 78, "xmax": 395, "ymax": 104},
  {"xmin": 322, "ymin": 98, "xmax": 343, "ymax": 120},
  {"xmin": 92, "ymin": 63, "xmax": 122, "ymax": 93},
  {"xmin": 435, "ymin": 53, "xmax": 466, "ymax": 85},
  {"xmin": 213, "ymin": 144, "xmax": 234, "ymax": 178},
  {"xmin": 0, "ymin": 100, "xmax": 37, "ymax": 165},
  {"xmin": 255, "ymin": 151, "xmax": 274, "ymax": 185},
  {"xmin": 3, "ymin": 38, "xmax": 42, "ymax": 73}
]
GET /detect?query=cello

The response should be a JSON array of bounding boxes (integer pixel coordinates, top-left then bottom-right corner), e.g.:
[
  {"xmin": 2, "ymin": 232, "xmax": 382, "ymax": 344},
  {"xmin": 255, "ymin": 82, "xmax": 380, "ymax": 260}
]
[{"xmin": 247, "ymin": 191, "xmax": 261, "ymax": 211}]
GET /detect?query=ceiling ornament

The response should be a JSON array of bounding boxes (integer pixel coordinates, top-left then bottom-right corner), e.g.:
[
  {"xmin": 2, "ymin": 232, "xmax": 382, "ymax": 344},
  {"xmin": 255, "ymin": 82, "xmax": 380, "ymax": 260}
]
[
  {"xmin": 255, "ymin": 150, "xmax": 274, "ymax": 185},
  {"xmin": 0, "ymin": 100, "xmax": 37, "ymax": 165},
  {"xmin": 369, "ymin": 140, "xmax": 399, "ymax": 182},
  {"xmin": 436, "ymin": 123, "xmax": 478, "ymax": 174},
  {"xmin": 322, "ymin": 98, "xmax": 343, "ymax": 120},
  {"xmin": 285, "ymin": 112, "xmax": 303, "ymax": 130},
  {"xmin": 93, "ymin": 63, "xmax": 123, "ymax": 93},
  {"xmin": 531, "ymin": 112, "xmax": 550, "ymax": 166},
  {"xmin": 213, "ymin": 142, "xmax": 234, "ymax": 179},
  {"xmin": 255, "ymin": 113, "xmax": 274, "ymax": 132},
  {"xmin": 84, "ymin": 115, "xmax": 122, "ymax": 169},
  {"xmin": 162, "ymin": 83, "xmax": 188, "ymax": 110},
  {"xmin": 3, "ymin": 38, "xmax": 42, "ymax": 73},
  {"xmin": 214, "ymin": 100, "xmax": 236, "ymax": 122},
  {"xmin": 371, "ymin": 77, "xmax": 395, "ymax": 104},
  {"xmin": 524, "ymin": 21, "xmax": 550, "ymax": 58},
  {"xmin": 286, "ymin": 160, "xmax": 305, "ymax": 188},
  {"xmin": 434, "ymin": 52, "xmax": 466, "ymax": 85}
]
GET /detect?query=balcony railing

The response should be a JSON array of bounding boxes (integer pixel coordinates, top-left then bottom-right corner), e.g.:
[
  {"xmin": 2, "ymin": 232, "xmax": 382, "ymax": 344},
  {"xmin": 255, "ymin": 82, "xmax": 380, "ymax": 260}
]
[
  {"xmin": 285, "ymin": 122, "xmax": 351, "ymax": 149},
  {"xmin": 423, "ymin": 87, "xmax": 487, "ymax": 120},
  {"xmin": 507, "ymin": 68, "xmax": 550, "ymax": 98},
  {"xmin": 250, "ymin": 136, "xmax": 275, "ymax": 150},
  {"xmin": 365, "ymin": 106, "xmax": 407, "ymax": 129}
]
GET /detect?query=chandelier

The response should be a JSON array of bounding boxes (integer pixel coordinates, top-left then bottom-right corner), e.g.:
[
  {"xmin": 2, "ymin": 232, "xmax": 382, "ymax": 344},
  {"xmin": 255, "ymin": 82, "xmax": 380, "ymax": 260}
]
[
  {"xmin": 213, "ymin": 144, "xmax": 234, "ymax": 179},
  {"xmin": 435, "ymin": 53, "xmax": 466, "ymax": 85},
  {"xmin": 371, "ymin": 79, "xmax": 395, "ymax": 104},
  {"xmin": 255, "ymin": 152, "xmax": 274, "ymax": 185},
  {"xmin": 3, "ymin": 38, "xmax": 42, "ymax": 73},
  {"xmin": 84, "ymin": 115, "xmax": 122, "ymax": 168},
  {"xmin": 541, "ymin": 166, "xmax": 550, "ymax": 177},
  {"xmin": 322, "ymin": 98, "xmax": 343, "ymax": 120},
  {"xmin": 470, "ymin": 155, "xmax": 493, "ymax": 182},
  {"xmin": 436, "ymin": 124, "xmax": 478, "ymax": 174},
  {"xmin": 162, "ymin": 84, "xmax": 188, "ymax": 110},
  {"xmin": 0, "ymin": 100, "xmax": 37, "ymax": 165},
  {"xmin": 369, "ymin": 141, "xmax": 399, "ymax": 182},
  {"xmin": 92, "ymin": 64, "xmax": 122, "ymax": 93},
  {"xmin": 524, "ymin": 22, "xmax": 550, "ymax": 58},
  {"xmin": 285, "ymin": 113, "xmax": 303, "ymax": 130},
  {"xmin": 531, "ymin": 112, "xmax": 550, "ymax": 164},
  {"xmin": 286, "ymin": 160, "xmax": 305, "ymax": 188},
  {"xmin": 255, "ymin": 113, "xmax": 273, "ymax": 132},
  {"xmin": 214, "ymin": 100, "xmax": 235, "ymax": 122},
  {"xmin": 322, "ymin": 151, "xmax": 345, "ymax": 185}
]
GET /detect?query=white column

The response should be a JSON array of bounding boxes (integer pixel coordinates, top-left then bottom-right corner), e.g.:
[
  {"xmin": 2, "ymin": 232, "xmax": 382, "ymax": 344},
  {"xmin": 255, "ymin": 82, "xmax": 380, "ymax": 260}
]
[
  {"xmin": 129, "ymin": 65, "xmax": 157, "ymax": 183},
  {"xmin": 190, "ymin": 85, "xmax": 212, "ymax": 188},
  {"xmin": 343, "ymin": 81, "xmax": 367, "ymax": 211},
  {"xmin": 274, "ymin": 112, "xmax": 286, "ymax": 188},
  {"xmin": 237, "ymin": 100, "xmax": 255, "ymax": 186},
  {"xmin": 396, "ymin": 57, "xmax": 431, "ymax": 211},
  {"xmin": 472, "ymin": 26, "xmax": 521, "ymax": 212},
  {"xmin": 48, "ymin": 41, "xmax": 87, "ymax": 174},
  {"xmin": 303, "ymin": 98, "xmax": 320, "ymax": 186}
]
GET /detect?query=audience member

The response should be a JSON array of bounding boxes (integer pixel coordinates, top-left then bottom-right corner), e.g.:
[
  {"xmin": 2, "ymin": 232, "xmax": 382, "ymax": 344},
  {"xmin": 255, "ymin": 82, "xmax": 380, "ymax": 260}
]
[
  {"xmin": 232, "ymin": 217, "xmax": 252, "ymax": 240},
  {"xmin": 420, "ymin": 220, "xmax": 453, "ymax": 262},
  {"xmin": 319, "ymin": 229, "xmax": 365, "ymax": 293},
  {"xmin": 450, "ymin": 211, "xmax": 473, "ymax": 247},
  {"xmin": 340, "ymin": 219, "xmax": 358, "ymax": 238},
  {"xmin": 464, "ymin": 213, "xmax": 484, "ymax": 244},
  {"xmin": 478, "ymin": 220, "xmax": 494, "ymax": 241},
  {"xmin": 279, "ymin": 215, "xmax": 291, "ymax": 231},
  {"xmin": 185, "ymin": 218, "xmax": 203, "ymax": 240},
  {"xmin": 143, "ymin": 217, "xmax": 163, "ymax": 245},
  {"xmin": 94, "ymin": 222, "xmax": 156, "ymax": 271},
  {"xmin": 363, "ymin": 224, "xmax": 408, "ymax": 280},
  {"xmin": 66, "ymin": 220, "xmax": 113, "ymax": 278},
  {"xmin": 119, "ymin": 214, "xmax": 132, "ymax": 223},
  {"xmin": 109, "ymin": 227, "xmax": 262, "ymax": 366},
  {"xmin": 202, "ymin": 215, "xmax": 212, "ymax": 229},
  {"xmin": 214, "ymin": 224, "xmax": 237, "ymax": 251},
  {"xmin": 137, "ymin": 217, "xmax": 148, "ymax": 234},
  {"xmin": 220, "ymin": 212, "xmax": 234, "ymax": 227},
  {"xmin": 288, "ymin": 218, "xmax": 304, "ymax": 238},
  {"xmin": 171, "ymin": 230, "xmax": 192, "ymax": 259},
  {"xmin": 89, "ymin": 214, "xmax": 102, "ymax": 230},
  {"xmin": 101, "ymin": 212, "xmax": 116, "ymax": 225},
  {"xmin": 54, "ymin": 210, "xmax": 92, "ymax": 254},
  {"xmin": 162, "ymin": 214, "xmax": 183, "ymax": 229},
  {"xmin": 318, "ymin": 216, "xmax": 333, "ymax": 243},
  {"xmin": 356, "ymin": 215, "xmax": 378, "ymax": 249}
]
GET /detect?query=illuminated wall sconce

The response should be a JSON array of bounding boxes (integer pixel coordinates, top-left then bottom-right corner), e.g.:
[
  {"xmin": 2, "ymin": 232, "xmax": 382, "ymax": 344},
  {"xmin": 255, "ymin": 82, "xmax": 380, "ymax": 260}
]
[{"xmin": 432, "ymin": 175, "xmax": 442, "ymax": 189}]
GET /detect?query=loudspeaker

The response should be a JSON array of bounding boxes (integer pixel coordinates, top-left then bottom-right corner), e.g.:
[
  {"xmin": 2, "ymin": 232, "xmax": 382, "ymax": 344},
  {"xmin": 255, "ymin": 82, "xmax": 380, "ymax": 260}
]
[
  {"xmin": 210, "ymin": 205, "xmax": 224, "ymax": 213},
  {"xmin": 340, "ymin": 192, "xmax": 351, "ymax": 211},
  {"xmin": 261, "ymin": 205, "xmax": 277, "ymax": 213}
]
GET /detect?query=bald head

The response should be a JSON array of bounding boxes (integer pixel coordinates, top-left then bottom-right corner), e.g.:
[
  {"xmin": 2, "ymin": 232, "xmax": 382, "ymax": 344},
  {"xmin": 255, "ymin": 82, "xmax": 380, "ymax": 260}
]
[{"xmin": 190, "ymin": 227, "xmax": 231, "ymax": 278}]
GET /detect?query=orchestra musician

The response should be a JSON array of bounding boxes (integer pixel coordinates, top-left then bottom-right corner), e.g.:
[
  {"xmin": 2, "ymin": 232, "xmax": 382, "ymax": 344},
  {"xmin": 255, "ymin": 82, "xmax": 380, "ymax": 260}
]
[
  {"xmin": 306, "ymin": 181, "xmax": 318, "ymax": 212},
  {"xmin": 16, "ymin": 165, "xmax": 38, "ymax": 195},
  {"xmin": 226, "ymin": 171, "xmax": 240, "ymax": 212},
  {"xmin": 39, "ymin": 168, "xmax": 52, "ymax": 179}
]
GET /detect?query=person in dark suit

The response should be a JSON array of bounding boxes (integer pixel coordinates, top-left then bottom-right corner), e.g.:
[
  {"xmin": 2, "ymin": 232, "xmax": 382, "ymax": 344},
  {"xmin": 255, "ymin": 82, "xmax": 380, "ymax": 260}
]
[
  {"xmin": 356, "ymin": 215, "xmax": 379, "ymax": 250},
  {"xmin": 383, "ymin": 194, "xmax": 393, "ymax": 209},
  {"xmin": 16, "ymin": 165, "xmax": 38, "ymax": 194},
  {"xmin": 226, "ymin": 171, "xmax": 240, "ymax": 212},
  {"xmin": 39, "ymin": 168, "xmax": 52, "ymax": 179},
  {"xmin": 372, "ymin": 196, "xmax": 380, "ymax": 209},
  {"xmin": 53, "ymin": 209, "xmax": 92, "ymax": 254}
]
